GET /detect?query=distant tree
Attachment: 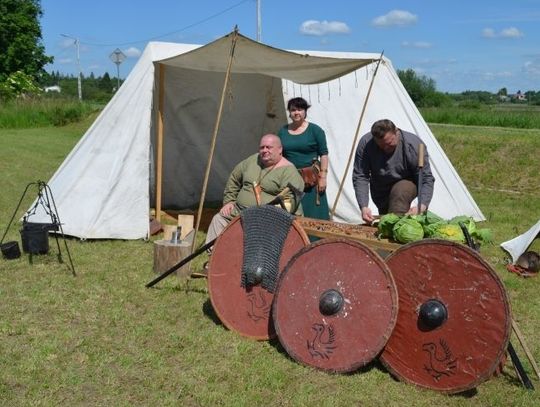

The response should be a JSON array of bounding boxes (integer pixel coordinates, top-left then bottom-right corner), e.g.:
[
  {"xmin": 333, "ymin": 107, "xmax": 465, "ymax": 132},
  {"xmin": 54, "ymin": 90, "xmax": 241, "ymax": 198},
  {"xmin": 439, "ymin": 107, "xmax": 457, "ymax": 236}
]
[
  {"xmin": 397, "ymin": 69, "xmax": 451, "ymax": 107},
  {"xmin": 497, "ymin": 87, "xmax": 507, "ymax": 96},
  {"xmin": 460, "ymin": 90, "xmax": 496, "ymax": 104},
  {"xmin": 0, "ymin": 0, "xmax": 53, "ymax": 82},
  {"xmin": 99, "ymin": 72, "xmax": 113, "ymax": 93}
]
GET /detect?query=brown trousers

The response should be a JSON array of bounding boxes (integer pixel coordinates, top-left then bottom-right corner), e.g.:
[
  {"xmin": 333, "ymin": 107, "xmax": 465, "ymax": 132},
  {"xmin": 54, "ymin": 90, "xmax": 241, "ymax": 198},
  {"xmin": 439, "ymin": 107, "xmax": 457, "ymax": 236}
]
[{"xmin": 378, "ymin": 179, "xmax": 417, "ymax": 215}]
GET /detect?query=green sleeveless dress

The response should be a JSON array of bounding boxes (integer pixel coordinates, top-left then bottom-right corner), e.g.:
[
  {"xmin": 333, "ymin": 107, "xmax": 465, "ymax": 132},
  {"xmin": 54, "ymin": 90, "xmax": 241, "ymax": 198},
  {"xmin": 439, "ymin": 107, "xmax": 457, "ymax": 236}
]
[{"xmin": 278, "ymin": 122, "xmax": 330, "ymax": 221}]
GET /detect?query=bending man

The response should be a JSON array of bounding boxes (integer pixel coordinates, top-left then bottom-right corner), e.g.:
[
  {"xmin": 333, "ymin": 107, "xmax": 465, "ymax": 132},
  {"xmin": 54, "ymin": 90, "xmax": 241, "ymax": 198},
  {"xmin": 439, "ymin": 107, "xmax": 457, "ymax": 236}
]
[
  {"xmin": 205, "ymin": 134, "xmax": 304, "ymax": 243},
  {"xmin": 352, "ymin": 119, "xmax": 435, "ymax": 223}
]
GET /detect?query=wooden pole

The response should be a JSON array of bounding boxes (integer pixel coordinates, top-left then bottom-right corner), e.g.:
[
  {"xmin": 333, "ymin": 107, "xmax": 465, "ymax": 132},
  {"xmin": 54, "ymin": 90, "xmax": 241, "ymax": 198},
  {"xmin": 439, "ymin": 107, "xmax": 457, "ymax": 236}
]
[
  {"xmin": 512, "ymin": 318, "xmax": 540, "ymax": 380},
  {"xmin": 330, "ymin": 52, "xmax": 384, "ymax": 220},
  {"xmin": 155, "ymin": 63, "xmax": 165, "ymax": 222},
  {"xmin": 191, "ymin": 29, "xmax": 239, "ymax": 255}
]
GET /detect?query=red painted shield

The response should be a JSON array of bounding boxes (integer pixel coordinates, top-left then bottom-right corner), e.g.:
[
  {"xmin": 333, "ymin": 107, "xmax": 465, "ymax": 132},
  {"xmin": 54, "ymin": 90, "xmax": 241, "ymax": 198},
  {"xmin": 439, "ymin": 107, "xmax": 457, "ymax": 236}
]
[
  {"xmin": 208, "ymin": 216, "xmax": 309, "ymax": 340},
  {"xmin": 273, "ymin": 239, "xmax": 398, "ymax": 373},
  {"xmin": 380, "ymin": 239, "xmax": 511, "ymax": 393}
]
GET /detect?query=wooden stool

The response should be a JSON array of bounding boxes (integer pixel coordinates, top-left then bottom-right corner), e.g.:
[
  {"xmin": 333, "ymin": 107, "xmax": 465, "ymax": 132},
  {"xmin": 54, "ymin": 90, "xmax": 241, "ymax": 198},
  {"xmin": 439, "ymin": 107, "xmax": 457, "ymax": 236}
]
[{"xmin": 153, "ymin": 240, "xmax": 191, "ymax": 279}]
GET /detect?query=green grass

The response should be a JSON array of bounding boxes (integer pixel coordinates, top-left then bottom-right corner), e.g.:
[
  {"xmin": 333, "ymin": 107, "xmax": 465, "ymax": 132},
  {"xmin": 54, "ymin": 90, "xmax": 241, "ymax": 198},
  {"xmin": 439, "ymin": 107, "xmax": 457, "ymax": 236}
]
[
  {"xmin": 0, "ymin": 98, "xmax": 101, "ymax": 128},
  {"xmin": 421, "ymin": 105, "xmax": 540, "ymax": 129},
  {"xmin": 1, "ymin": 120, "xmax": 540, "ymax": 405}
]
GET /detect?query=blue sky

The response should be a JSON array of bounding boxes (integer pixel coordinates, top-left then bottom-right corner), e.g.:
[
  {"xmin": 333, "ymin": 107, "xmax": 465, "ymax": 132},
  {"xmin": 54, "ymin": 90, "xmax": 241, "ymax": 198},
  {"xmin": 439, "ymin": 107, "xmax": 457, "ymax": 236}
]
[{"xmin": 40, "ymin": 0, "xmax": 540, "ymax": 93}]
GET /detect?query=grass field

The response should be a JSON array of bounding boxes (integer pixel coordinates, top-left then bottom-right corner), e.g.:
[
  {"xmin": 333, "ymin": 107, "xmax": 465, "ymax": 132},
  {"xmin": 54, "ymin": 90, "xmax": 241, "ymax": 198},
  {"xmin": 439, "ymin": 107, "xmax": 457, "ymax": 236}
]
[{"xmin": 1, "ymin": 118, "xmax": 539, "ymax": 406}]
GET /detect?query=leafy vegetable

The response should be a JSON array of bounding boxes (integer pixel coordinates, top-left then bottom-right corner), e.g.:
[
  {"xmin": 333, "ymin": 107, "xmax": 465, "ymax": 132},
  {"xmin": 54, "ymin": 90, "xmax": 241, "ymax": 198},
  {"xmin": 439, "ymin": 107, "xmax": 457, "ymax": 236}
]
[
  {"xmin": 449, "ymin": 215, "xmax": 476, "ymax": 236},
  {"xmin": 430, "ymin": 223, "xmax": 466, "ymax": 243},
  {"xmin": 472, "ymin": 228, "xmax": 493, "ymax": 244},
  {"xmin": 392, "ymin": 217, "xmax": 424, "ymax": 243},
  {"xmin": 378, "ymin": 213, "xmax": 401, "ymax": 238}
]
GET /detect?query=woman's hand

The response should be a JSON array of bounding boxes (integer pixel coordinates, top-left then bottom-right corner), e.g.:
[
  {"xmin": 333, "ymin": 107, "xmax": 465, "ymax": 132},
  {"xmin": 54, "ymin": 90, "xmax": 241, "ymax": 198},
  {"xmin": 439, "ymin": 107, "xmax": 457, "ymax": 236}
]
[{"xmin": 317, "ymin": 175, "xmax": 327, "ymax": 193}]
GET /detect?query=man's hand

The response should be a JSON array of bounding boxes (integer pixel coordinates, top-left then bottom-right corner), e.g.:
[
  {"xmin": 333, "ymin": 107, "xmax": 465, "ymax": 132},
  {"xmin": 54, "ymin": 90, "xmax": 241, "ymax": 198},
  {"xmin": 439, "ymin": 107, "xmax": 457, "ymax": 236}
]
[
  {"xmin": 361, "ymin": 207, "xmax": 374, "ymax": 223},
  {"xmin": 406, "ymin": 204, "xmax": 427, "ymax": 215},
  {"xmin": 219, "ymin": 202, "xmax": 235, "ymax": 217}
]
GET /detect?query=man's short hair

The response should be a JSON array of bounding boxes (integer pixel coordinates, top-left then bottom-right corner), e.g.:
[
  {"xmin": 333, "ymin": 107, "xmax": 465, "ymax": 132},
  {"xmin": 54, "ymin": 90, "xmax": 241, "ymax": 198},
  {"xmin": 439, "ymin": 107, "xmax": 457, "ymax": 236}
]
[{"xmin": 371, "ymin": 119, "xmax": 397, "ymax": 139}]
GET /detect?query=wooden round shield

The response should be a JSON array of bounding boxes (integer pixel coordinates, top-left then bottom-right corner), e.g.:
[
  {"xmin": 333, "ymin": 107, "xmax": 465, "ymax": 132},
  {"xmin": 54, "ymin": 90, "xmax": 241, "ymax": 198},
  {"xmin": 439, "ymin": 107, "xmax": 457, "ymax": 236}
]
[
  {"xmin": 208, "ymin": 216, "xmax": 309, "ymax": 340},
  {"xmin": 273, "ymin": 239, "xmax": 398, "ymax": 373},
  {"xmin": 380, "ymin": 239, "xmax": 511, "ymax": 393}
]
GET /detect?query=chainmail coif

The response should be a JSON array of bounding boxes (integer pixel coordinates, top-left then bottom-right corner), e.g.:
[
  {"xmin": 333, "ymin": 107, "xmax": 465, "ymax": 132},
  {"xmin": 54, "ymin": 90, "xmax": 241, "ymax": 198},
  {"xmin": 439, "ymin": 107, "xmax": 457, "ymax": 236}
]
[{"xmin": 240, "ymin": 205, "xmax": 294, "ymax": 293}]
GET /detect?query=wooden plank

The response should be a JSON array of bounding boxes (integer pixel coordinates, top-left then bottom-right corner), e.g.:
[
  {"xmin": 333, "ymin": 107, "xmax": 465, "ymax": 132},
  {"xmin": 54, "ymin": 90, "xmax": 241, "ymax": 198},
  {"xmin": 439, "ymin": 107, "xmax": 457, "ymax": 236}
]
[{"xmin": 296, "ymin": 217, "xmax": 401, "ymax": 252}]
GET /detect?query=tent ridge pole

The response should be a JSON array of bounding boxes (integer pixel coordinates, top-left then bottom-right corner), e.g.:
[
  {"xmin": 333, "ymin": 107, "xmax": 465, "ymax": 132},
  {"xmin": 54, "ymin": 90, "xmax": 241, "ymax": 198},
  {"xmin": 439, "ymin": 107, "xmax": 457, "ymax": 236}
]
[
  {"xmin": 330, "ymin": 52, "xmax": 384, "ymax": 220},
  {"xmin": 191, "ymin": 28, "xmax": 240, "ymax": 256}
]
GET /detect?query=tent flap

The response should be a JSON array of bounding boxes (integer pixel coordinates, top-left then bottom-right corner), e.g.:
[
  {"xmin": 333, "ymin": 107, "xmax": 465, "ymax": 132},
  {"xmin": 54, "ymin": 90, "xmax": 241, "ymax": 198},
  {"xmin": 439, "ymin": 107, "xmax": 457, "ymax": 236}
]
[{"xmin": 158, "ymin": 32, "xmax": 374, "ymax": 84}]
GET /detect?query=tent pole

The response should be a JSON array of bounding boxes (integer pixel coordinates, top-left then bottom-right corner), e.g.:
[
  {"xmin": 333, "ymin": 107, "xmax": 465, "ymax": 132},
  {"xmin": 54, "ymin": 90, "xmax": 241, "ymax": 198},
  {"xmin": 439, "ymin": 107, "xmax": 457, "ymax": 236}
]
[
  {"xmin": 191, "ymin": 28, "xmax": 239, "ymax": 255},
  {"xmin": 330, "ymin": 52, "xmax": 384, "ymax": 220},
  {"xmin": 155, "ymin": 63, "xmax": 165, "ymax": 222}
]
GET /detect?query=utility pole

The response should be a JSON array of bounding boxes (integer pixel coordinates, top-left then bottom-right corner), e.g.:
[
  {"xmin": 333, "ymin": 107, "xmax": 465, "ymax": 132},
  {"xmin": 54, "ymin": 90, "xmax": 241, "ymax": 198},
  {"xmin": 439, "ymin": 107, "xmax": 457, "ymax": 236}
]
[
  {"xmin": 61, "ymin": 34, "xmax": 82, "ymax": 101},
  {"xmin": 256, "ymin": 0, "xmax": 261, "ymax": 42}
]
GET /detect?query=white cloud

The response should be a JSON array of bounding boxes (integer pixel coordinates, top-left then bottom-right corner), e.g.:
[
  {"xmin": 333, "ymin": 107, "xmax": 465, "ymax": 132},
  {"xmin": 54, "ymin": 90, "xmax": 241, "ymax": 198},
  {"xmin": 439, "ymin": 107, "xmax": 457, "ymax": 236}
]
[
  {"xmin": 500, "ymin": 27, "xmax": 524, "ymax": 38},
  {"xmin": 523, "ymin": 61, "xmax": 540, "ymax": 76},
  {"xmin": 482, "ymin": 27, "xmax": 524, "ymax": 38},
  {"xmin": 482, "ymin": 28, "xmax": 496, "ymax": 38},
  {"xmin": 123, "ymin": 47, "xmax": 142, "ymax": 58},
  {"xmin": 401, "ymin": 41, "xmax": 432, "ymax": 49},
  {"xmin": 58, "ymin": 58, "xmax": 73, "ymax": 64},
  {"xmin": 299, "ymin": 20, "xmax": 351, "ymax": 36},
  {"xmin": 372, "ymin": 10, "xmax": 417, "ymax": 27},
  {"xmin": 482, "ymin": 71, "xmax": 513, "ymax": 80}
]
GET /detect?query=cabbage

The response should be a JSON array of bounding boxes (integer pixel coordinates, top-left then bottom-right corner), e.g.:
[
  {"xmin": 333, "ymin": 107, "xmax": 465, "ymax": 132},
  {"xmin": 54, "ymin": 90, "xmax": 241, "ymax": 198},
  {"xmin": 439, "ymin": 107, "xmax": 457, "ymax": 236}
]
[
  {"xmin": 449, "ymin": 215, "xmax": 476, "ymax": 236},
  {"xmin": 392, "ymin": 217, "xmax": 424, "ymax": 243},
  {"xmin": 423, "ymin": 221, "xmax": 448, "ymax": 237},
  {"xmin": 378, "ymin": 213, "xmax": 401, "ymax": 238},
  {"xmin": 430, "ymin": 223, "xmax": 466, "ymax": 243},
  {"xmin": 472, "ymin": 228, "xmax": 493, "ymax": 244},
  {"xmin": 424, "ymin": 211, "xmax": 444, "ymax": 225}
]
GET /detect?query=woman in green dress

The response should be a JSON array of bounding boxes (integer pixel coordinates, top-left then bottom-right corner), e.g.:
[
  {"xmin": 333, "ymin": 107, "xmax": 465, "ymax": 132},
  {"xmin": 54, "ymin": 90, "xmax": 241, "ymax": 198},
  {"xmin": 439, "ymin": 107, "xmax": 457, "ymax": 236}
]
[{"xmin": 278, "ymin": 97, "xmax": 330, "ymax": 221}]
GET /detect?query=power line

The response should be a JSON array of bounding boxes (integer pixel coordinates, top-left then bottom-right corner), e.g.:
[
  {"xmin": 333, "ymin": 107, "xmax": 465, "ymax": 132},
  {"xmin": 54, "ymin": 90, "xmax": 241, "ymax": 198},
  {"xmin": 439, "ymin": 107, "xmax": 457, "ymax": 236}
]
[{"xmin": 78, "ymin": 0, "xmax": 252, "ymax": 47}]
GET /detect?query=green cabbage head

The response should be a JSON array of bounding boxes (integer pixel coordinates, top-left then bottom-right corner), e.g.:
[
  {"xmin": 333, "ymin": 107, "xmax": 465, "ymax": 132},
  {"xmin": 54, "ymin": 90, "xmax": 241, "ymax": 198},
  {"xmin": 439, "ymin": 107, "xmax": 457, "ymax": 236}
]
[
  {"xmin": 392, "ymin": 217, "xmax": 424, "ymax": 243},
  {"xmin": 378, "ymin": 213, "xmax": 402, "ymax": 238},
  {"xmin": 431, "ymin": 223, "xmax": 466, "ymax": 243}
]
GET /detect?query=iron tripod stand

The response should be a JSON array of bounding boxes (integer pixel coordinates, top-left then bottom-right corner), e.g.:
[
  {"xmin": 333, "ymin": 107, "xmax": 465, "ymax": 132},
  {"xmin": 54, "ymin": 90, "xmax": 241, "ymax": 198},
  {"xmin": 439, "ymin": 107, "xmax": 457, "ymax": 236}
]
[{"xmin": 1, "ymin": 180, "xmax": 75, "ymax": 276}]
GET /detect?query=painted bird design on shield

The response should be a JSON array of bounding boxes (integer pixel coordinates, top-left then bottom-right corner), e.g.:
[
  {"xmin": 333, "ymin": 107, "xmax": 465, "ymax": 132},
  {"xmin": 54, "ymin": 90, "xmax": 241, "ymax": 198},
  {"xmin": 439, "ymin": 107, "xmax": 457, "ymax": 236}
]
[
  {"xmin": 246, "ymin": 291, "xmax": 271, "ymax": 322},
  {"xmin": 307, "ymin": 323, "xmax": 337, "ymax": 359},
  {"xmin": 422, "ymin": 339, "xmax": 458, "ymax": 381}
]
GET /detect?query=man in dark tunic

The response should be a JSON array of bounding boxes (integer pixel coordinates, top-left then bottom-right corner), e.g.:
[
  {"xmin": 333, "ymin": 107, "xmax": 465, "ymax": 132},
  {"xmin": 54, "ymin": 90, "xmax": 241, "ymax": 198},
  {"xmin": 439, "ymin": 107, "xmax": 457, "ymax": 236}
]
[{"xmin": 352, "ymin": 119, "xmax": 435, "ymax": 223}]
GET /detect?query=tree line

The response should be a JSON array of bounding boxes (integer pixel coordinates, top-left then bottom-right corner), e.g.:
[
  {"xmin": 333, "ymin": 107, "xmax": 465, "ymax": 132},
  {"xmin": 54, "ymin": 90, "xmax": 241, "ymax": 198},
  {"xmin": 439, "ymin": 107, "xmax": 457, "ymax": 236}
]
[
  {"xmin": 397, "ymin": 69, "xmax": 540, "ymax": 107},
  {"xmin": 1, "ymin": 1, "xmax": 539, "ymax": 107}
]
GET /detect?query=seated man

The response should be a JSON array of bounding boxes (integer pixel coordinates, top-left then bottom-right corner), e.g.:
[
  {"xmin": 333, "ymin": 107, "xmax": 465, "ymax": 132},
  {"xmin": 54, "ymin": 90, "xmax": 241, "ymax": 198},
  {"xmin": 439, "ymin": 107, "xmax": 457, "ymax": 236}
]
[
  {"xmin": 352, "ymin": 119, "xmax": 435, "ymax": 223},
  {"xmin": 205, "ymin": 133, "xmax": 304, "ymax": 245}
]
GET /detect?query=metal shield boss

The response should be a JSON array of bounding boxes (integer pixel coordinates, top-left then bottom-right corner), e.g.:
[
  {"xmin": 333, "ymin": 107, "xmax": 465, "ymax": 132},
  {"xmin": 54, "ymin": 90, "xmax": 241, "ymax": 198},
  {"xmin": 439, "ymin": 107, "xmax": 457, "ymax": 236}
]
[
  {"xmin": 208, "ymin": 216, "xmax": 309, "ymax": 340},
  {"xmin": 273, "ymin": 239, "xmax": 398, "ymax": 373},
  {"xmin": 380, "ymin": 239, "xmax": 511, "ymax": 393}
]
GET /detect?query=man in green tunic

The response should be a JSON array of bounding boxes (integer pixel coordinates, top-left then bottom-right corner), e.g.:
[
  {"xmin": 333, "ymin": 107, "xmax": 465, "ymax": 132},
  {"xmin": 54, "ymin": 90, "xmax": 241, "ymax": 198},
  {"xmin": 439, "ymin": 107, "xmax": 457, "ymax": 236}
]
[{"xmin": 204, "ymin": 134, "xmax": 304, "ymax": 244}]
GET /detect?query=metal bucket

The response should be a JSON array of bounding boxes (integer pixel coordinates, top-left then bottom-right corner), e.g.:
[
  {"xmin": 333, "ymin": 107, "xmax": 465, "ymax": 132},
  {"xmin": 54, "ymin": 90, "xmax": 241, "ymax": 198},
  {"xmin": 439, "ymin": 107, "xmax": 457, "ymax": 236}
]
[
  {"xmin": 1, "ymin": 241, "xmax": 21, "ymax": 259},
  {"xmin": 20, "ymin": 222, "xmax": 56, "ymax": 255}
]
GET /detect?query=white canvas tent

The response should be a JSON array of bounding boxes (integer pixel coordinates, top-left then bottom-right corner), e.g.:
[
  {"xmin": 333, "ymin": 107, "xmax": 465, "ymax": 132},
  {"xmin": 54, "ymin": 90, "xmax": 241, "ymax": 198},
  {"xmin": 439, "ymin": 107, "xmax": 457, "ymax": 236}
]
[
  {"xmin": 500, "ymin": 220, "xmax": 540, "ymax": 264},
  {"xmin": 31, "ymin": 31, "xmax": 484, "ymax": 240}
]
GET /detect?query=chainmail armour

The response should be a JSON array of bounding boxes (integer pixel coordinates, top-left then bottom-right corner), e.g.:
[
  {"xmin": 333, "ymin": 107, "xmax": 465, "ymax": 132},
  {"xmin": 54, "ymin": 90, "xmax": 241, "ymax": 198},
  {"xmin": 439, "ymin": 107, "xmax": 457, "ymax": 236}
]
[{"xmin": 240, "ymin": 205, "xmax": 294, "ymax": 293}]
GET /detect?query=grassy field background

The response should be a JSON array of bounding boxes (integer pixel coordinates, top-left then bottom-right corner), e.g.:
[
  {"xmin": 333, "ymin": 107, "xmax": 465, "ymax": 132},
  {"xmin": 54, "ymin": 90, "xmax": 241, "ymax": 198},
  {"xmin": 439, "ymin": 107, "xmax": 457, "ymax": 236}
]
[{"xmin": 1, "ymin": 116, "xmax": 539, "ymax": 406}]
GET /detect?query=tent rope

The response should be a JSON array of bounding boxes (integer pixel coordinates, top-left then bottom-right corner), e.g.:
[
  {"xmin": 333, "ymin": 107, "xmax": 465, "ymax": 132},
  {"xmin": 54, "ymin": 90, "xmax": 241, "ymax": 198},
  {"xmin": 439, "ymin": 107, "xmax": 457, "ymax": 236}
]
[{"xmin": 330, "ymin": 51, "xmax": 384, "ymax": 220}]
